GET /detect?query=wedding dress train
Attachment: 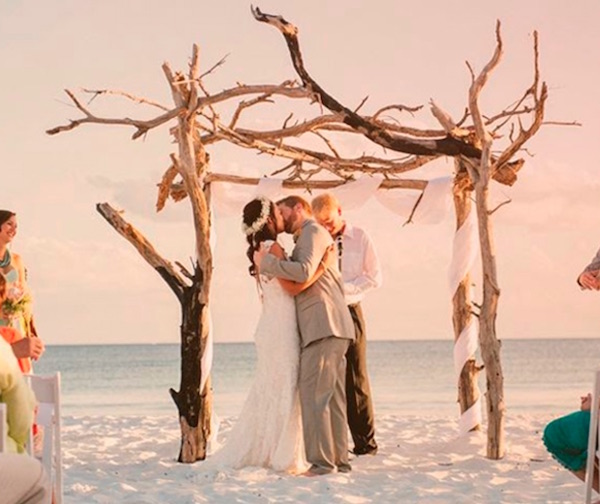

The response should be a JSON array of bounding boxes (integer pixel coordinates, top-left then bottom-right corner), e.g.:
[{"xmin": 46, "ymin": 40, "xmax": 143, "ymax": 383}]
[{"xmin": 209, "ymin": 244, "xmax": 307, "ymax": 473}]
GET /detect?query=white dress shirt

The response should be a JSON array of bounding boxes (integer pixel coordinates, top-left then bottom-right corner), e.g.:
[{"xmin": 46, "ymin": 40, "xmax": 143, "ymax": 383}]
[{"xmin": 336, "ymin": 223, "xmax": 382, "ymax": 305}]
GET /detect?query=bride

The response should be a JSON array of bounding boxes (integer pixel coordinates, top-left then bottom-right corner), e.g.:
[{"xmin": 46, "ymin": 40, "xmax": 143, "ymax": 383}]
[{"xmin": 209, "ymin": 197, "xmax": 332, "ymax": 474}]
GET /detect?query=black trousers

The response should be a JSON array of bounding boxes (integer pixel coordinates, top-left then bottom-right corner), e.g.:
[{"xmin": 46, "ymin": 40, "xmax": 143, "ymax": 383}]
[{"xmin": 346, "ymin": 303, "xmax": 377, "ymax": 452}]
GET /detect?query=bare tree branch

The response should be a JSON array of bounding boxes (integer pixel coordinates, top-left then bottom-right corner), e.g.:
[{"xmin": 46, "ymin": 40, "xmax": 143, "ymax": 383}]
[
  {"xmin": 488, "ymin": 198, "xmax": 512, "ymax": 215},
  {"xmin": 46, "ymin": 89, "xmax": 182, "ymax": 138},
  {"xmin": 493, "ymin": 31, "xmax": 547, "ymax": 171},
  {"xmin": 82, "ymin": 88, "xmax": 171, "ymax": 111},
  {"xmin": 402, "ymin": 191, "xmax": 425, "ymax": 226},
  {"xmin": 252, "ymin": 6, "xmax": 482, "ymax": 158},
  {"xmin": 198, "ymin": 53, "xmax": 229, "ymax": 80},
  {"xmin": 372, "ymin": 103, "xmax": 424, "ymax": 120},
  {"xmin": 354, "ymin": 95, "xmax": 369, "ymax": 113}
]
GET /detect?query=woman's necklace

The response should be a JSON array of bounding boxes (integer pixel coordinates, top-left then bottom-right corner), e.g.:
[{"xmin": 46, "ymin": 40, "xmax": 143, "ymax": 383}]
[{"xmin": 0, "ymin": 249, "xmax": 11, "ymax": 268}]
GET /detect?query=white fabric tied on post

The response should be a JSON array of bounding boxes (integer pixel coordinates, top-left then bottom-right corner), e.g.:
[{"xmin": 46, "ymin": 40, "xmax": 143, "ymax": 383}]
[
  {"xmin": 411, "ymin": 176, "xmax": 453, "ymax": 224},
  {"xmin": 205, "ymin": 177, "xmax": 285, "ymax": 395},
  {"xmin": 448, "ymin": 207, "xmax": 482, "ymax": 435},
  {"xmin": 203, "ymin": 178, "xmax": 285, "ymax": 396}
]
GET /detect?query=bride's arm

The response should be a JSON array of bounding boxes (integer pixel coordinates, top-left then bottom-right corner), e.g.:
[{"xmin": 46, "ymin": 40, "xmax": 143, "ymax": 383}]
[{"xmin": 268, "ymin": 243, "xmax": 334, "ymax": 296}]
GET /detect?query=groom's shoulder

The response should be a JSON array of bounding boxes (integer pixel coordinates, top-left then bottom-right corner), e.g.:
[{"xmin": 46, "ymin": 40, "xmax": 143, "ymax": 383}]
[
  {"xmin": 302, "ymin": 219, "xmax": 333, "ymax": 242},
  {"xmin": 303, "ymin": 218, "xmax": 324, "ymax": 234}
]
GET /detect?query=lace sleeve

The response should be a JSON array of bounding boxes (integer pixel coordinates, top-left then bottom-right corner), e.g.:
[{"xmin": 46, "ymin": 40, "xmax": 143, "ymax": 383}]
[{"xmin": 259, "ymin": 240, "xmax": 276, "ymax": 283}]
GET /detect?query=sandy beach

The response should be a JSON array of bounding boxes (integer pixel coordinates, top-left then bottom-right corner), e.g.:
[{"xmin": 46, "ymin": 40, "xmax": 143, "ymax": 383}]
[{"xmin": 61, "ymin": 412, "xmax": 582, "ymax": 503}]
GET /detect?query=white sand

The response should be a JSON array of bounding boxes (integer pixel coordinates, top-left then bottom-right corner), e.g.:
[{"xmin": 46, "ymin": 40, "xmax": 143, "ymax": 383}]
[{"xmin": 58, "ymin": 412, "xmax": 587, "ymax": 503}]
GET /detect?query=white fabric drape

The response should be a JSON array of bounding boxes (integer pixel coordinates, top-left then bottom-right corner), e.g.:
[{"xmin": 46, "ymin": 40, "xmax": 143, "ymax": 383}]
[
  {"xmin": 332, "ymin": 175, "xmax": 384, "ymax": 210},
  {"xmin": 448, "ymin": 208, "xmax": 480, "ymax": 294},
  {"xmin": 210, "ymin": 174, "xmax": 453, "ymax": 222},
  {"xmin": 449, "ymin": 207, "xmax": 482, "ymax": 434}
]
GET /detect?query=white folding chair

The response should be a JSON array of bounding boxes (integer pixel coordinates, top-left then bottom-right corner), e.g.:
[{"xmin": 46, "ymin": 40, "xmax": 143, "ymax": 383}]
[
  {"xmin": 26, "ymin": 373, "xmax": 63, "ymax": 504},
  {"xmin": 0, "ymin": 402, "xmax": 6, "ymax": 453},
  {"xmin": 584, "ymin": 369, "xmax": 600, "ymax": 504}
]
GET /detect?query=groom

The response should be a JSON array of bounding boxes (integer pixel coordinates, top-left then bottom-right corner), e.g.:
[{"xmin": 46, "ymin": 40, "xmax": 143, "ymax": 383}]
[{"xmin": 255, "ymin": 195, "xmax": 355, "ymax": 475}]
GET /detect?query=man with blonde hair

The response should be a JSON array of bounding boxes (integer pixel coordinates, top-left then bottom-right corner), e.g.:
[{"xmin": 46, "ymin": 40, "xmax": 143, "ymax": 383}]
[{"xmin": 311, "ymin": 193, "xmax": 382, "ymax": 456}]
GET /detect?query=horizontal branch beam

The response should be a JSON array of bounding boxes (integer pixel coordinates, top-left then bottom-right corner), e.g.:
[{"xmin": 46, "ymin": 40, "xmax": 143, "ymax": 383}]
[{"xmin": 204, "ymin": 172, "xmax": 427, "ymax": 190}]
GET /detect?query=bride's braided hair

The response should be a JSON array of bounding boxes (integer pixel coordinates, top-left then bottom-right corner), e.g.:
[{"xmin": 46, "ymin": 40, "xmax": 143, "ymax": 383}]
[{"xmin": 242, "ymin": 197, "xmax": 278, "ymax": 277}]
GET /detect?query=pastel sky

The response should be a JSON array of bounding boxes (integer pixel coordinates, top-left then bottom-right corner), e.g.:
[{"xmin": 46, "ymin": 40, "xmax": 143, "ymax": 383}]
[{"xmin": 1, "ymin": 0, "xmax": 599, "ymax": 345}]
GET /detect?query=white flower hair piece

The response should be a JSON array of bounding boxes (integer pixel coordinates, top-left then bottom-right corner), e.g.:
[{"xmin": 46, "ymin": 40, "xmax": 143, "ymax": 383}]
[{"xmin": 242, "ymin": 197, "xmax": 272, "ymax": 236}]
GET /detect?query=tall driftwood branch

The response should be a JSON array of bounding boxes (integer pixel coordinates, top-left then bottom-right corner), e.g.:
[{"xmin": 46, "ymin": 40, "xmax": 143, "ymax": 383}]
[
  {"xmin": 468, "ymin": 20, "xmax": 505, "ymax": 460},
  {"xmin": 163, "ymin": 46, "xmax": 215, "ymax": 463}
]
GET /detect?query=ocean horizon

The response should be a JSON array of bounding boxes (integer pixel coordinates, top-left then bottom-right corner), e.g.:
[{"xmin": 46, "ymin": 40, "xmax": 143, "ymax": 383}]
[{"xmin": 33, "ymin": 338, "xmax": 598, "ymax": 420}]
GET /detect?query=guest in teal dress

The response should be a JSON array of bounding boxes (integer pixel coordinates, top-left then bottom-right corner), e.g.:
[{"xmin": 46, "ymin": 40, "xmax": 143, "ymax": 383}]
[{"xmin": 543, "ymin": 393, "xmax": 598, "ymax": 498}]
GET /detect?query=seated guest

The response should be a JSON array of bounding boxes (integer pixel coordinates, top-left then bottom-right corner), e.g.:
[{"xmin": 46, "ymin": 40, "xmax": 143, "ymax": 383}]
[
  {"xmin": 0, "ymin": 453, "xmax": 51, "ymax": 504},
  {"xmin": 0, "ymin": 336, "xmax": 36, "ymax": 453},
  {"xmin": 0, "ymin": 318, "xmax": 52, "ymax": 503},
  {"xmin": 543, "ymin": 393, "xmax": 599, "ymax": 499}
]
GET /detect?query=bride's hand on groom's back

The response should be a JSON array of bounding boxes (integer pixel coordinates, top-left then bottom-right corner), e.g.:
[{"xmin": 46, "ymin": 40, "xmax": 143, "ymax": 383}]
[
  {"xmin": 253, "ymin": 246, "xmax": 269, "ymax": 271},
  {"xmin": 321, "ymin": 245, "xmax": 336, "ymax": 270}
]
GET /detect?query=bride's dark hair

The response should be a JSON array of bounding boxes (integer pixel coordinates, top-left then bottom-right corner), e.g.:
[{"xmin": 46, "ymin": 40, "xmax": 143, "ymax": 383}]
[{"xmin": 242, "ymin": 198, "xmax": 278, "ymax": 277}]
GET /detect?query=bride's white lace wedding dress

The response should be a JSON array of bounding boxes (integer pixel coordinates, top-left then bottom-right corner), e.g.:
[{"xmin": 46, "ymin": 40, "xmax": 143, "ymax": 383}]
[{"xmin": 209, "ymin": 241, "xmax": 307, "ymax": 474}]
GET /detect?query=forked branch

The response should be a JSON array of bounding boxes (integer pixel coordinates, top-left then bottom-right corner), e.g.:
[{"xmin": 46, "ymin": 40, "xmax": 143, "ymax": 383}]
[{"xmin": 252, "ymin": 6, "xmax": 482, "ymax": 159}]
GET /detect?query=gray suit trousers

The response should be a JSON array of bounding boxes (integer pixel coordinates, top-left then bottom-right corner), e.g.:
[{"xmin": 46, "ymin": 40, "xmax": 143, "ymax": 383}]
[
  {"xmin": 299, "ymin": 336, "xmax": 351, "ymax": 473},
  {"xmin": 0, "ymin": 453, "xmax": 51, "ymax": 504},
  {"xmin": 346, "ymin": 303, "xmax": 377, "ymax": 453}
]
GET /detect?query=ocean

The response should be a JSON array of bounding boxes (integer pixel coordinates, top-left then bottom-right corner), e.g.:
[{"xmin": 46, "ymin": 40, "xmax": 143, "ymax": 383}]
[{"xmin": 34, "ymin": 339, "xmax": 598, "ymax": 419}]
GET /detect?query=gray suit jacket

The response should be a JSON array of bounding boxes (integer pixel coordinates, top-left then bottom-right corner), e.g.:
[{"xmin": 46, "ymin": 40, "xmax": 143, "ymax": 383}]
[{"xmin": 260, "ymin": 219, "xmax": 355, "ymax": 347}]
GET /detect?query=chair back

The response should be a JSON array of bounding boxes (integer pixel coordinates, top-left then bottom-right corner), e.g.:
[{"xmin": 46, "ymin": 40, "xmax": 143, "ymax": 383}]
[
  {"xmin": 584, "ymin": 369, "xmax": 600, "ymax": 504},
  {"xmin": 0, "ymin": 402, "xmax": 6, "ymax": 453},
  {"xmin": 26, "ymin": 373, "xmax": 63, "ymax": 504}
]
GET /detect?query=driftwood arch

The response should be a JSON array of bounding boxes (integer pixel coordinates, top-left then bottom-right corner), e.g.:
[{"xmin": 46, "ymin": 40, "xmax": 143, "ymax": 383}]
[{"xmin": 47, "ymin": 10, "xmax": 574, "ymax": 462}]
